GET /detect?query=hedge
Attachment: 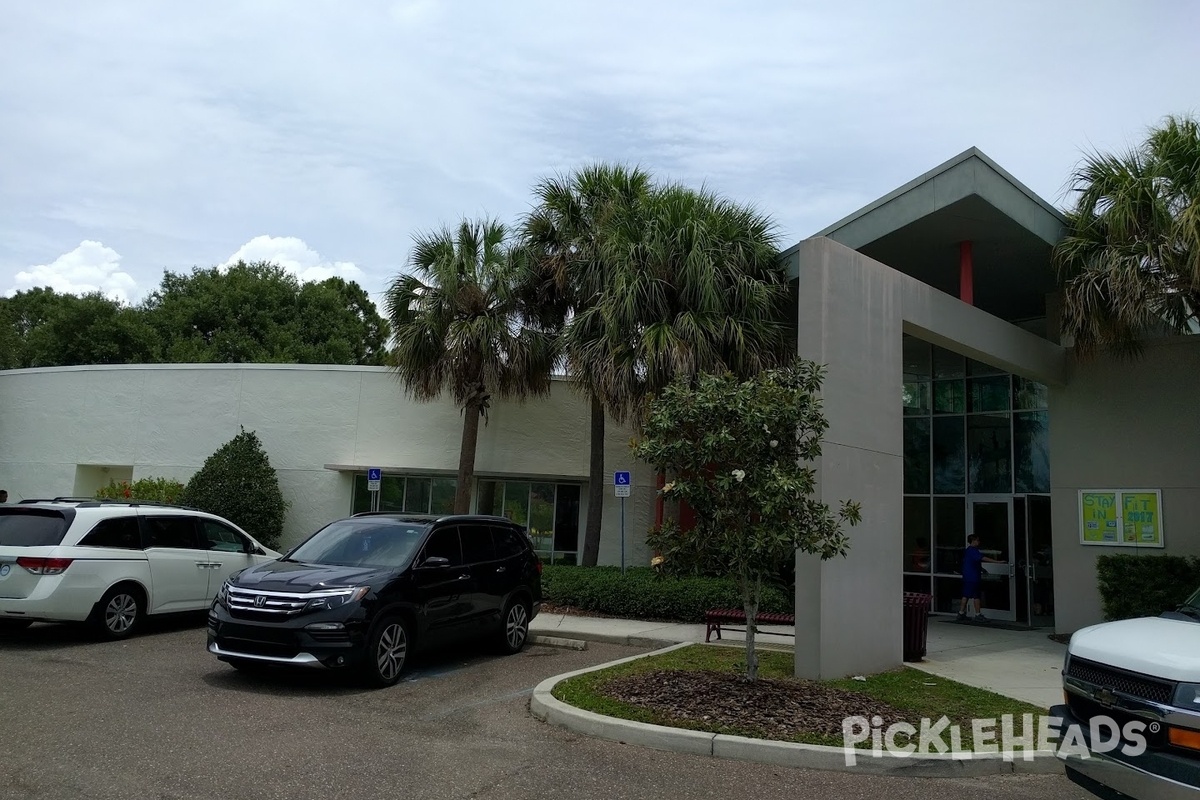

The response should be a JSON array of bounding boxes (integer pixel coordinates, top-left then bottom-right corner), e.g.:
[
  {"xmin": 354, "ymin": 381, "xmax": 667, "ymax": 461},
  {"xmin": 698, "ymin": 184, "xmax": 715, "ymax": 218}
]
[
  {"xmin": 1096, "ymin": 554, "xmax": 1200, "ymax": 621},
  {"xmin": 95, "ymin": 477, "xmax": 185, "ymax": 504},
  {"xmin": 540, "ymin": 565, "xmax": 792, "ymax": 622}
]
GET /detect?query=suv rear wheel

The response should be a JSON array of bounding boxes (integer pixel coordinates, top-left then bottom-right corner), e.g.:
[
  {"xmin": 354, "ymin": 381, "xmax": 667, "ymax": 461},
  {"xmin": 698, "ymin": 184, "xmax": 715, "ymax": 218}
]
[
  {"xmin": 362, "ymin": 616, "xmax": 409, "ymax": 688},
  {"xmin": 90, "ymin": 584, "xmax": 144, "ymax": 640},
  {"xmin": 498, "ymin": 596, "xmax": 530, "ymax": 655}
]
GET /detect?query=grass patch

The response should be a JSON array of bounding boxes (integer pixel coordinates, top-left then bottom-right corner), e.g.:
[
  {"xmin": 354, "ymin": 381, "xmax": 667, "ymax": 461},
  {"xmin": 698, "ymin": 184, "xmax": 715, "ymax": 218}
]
[{"xmin": 552, "ymin": 644, "xmax": 1048, "ymax": 748}]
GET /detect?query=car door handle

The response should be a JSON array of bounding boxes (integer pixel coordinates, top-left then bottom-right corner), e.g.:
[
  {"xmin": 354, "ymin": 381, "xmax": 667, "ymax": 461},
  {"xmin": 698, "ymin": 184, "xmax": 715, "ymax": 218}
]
[
  {"xmin": 457, "ymin": 573, "xmax": 471, "ymax": 581},
  {"xmin": 495, "ymin": 566, "xmax": 507, "ymax": 574}
]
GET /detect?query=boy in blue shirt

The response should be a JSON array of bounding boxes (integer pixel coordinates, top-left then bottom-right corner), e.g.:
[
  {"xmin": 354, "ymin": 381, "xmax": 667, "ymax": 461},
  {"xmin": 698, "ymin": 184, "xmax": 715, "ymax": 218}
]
[{"xmin": 957, "ymin": 534, "xmax": 1005, "ymax": 623}]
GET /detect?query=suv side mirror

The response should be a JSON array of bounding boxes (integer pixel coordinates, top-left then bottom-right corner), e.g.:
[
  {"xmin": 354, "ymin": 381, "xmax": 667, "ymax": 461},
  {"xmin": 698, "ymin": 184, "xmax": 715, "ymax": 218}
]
[{"xmin": 420, "ymin": 555, "xmax": 451, "ymax": 569}]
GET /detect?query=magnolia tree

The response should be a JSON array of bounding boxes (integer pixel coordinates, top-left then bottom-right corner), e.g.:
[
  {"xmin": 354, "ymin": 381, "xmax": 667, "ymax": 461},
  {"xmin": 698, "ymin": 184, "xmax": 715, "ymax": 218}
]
[{"xmin": 634, "ymin": 360, "xmax": 861, "ymax": 681}]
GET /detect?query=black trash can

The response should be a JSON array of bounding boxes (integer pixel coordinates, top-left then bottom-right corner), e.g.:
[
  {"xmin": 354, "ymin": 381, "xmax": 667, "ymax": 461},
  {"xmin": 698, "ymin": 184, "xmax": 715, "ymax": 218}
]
[{"xmin": 902, "ymin": 591, "xmax": 932, "ymax": 662}]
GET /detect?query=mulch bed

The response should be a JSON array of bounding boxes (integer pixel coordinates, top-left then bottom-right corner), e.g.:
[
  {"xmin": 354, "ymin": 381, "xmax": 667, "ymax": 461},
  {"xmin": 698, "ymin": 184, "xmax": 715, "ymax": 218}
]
[{"xmin": 601, "ymin": 669, "xmax": 909, "ymax": 741}]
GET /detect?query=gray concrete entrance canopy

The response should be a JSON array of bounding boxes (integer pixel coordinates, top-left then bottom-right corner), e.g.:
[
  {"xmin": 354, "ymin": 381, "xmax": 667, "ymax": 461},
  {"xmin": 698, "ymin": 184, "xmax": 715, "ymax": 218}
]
[
  {"xmin": 787, "ymin": 148, "xmax": 1069, "ymax": 324},
  {"xmin": 785, "ymin": 148, "xmax": 1070, "ymax": 680}
]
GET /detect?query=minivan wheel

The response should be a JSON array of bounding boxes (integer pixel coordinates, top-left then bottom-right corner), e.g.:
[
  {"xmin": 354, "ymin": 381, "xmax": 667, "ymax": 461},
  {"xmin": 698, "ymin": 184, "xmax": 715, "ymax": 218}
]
[
  {"xmin": 362, "ymin": 616, "xmax": 409, "ymax": 688},
  {"xmin": 89, "ymin": 585, "xmax": 143, "ymax": 640},
  {"xmin": 498, "ymin": 598, "xmax": 530, "ymax": 655}
]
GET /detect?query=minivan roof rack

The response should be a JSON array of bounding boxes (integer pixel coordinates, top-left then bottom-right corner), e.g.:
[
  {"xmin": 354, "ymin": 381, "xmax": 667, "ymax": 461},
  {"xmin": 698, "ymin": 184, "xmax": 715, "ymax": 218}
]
[{"xmin": 16, "ymin": 497, "xmax": 203, "ymax": 512}]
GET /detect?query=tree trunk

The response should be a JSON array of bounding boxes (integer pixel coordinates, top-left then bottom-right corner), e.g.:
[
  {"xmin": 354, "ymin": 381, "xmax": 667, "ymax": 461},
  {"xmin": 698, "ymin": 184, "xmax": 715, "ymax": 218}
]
[
  {"xmin": 453, "ymin": 399, "xmax": 482, "ymax": 514},
  {"xmin": 743, "ymin": 576, "xmax": 760, "ymax": 682},
  {"xmin": 580, "ymin": 395, "xmax": 605, "ymax": 566}
]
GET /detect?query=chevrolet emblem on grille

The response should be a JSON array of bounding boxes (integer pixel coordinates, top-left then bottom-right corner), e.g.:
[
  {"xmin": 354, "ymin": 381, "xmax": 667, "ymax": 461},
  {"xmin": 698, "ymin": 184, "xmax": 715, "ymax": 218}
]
[
  {"xmin": 254, "ymin": 595, "xmax": 266, "ymax": 608},
  {"xmin": 1094, "ymin": 687, "xmax": 1118, "ymax": 707}
]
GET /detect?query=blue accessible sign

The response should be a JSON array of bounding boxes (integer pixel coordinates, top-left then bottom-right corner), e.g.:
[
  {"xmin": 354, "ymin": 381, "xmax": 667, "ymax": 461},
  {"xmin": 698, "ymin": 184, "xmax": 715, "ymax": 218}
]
[{"xmin": 367, "ymin": 468, "xmax": 382, "ymax": 492}]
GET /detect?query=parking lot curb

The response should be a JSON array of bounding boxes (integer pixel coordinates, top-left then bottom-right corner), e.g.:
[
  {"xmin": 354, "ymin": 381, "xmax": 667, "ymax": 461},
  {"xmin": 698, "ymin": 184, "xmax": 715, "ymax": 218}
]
[
  {"xmin": 529, "ymin": 643, "xmax": 1063, "ymax": 778},
  {"xmin": 529, "ymin": 634, "xmax": 589, "ymax": 651}
]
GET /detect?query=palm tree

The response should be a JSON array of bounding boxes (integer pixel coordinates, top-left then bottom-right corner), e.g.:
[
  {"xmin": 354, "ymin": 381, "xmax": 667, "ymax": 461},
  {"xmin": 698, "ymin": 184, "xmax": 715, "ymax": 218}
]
[
  {"xmin": 583, "ymin": 181, "xmax": 793, "ymax": 424},
  {"xmin": 1055, "ymin": 114, "xmax": 1200, "ymax": 357},
  {"xmin": 521, "ymin": 164, "xmax": 653, "ymax": 566},
  {"xmin": 522, "ymin": 168, "xmax": 791, "ymax": 565},
  {"xmin": 387, "ymin": 219, "xmax": 557, "ymax": 514}
]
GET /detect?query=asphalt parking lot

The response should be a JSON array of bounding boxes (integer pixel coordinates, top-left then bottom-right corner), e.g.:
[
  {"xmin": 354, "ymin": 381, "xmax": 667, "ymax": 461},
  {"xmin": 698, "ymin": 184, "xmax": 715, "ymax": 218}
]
[{"xmin": 0, "ymin": 617, "xmax": 1091, "ymax": 800}]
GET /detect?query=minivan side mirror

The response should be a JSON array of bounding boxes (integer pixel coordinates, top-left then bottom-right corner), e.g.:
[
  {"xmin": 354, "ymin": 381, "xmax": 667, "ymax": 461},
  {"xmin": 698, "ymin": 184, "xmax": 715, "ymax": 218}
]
[{"xmin": 420, "ymin": 555, "xmax": 451, "ymax": 569}]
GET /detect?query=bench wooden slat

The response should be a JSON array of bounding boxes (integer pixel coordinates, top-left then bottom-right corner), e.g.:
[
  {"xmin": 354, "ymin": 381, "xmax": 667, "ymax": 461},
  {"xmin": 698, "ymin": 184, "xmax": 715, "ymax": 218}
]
[{"xmin": 704, "ymin": 607, "xmax": 795, "ymax": 643}]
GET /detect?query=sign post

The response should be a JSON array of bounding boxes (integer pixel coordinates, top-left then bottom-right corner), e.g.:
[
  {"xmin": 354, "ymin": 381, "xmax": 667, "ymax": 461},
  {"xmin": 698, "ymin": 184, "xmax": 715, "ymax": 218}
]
[
  {"xmin": 614, "ymin": 471, "xmax": 631, "ymax": 575},
  {"xmin": 367, "ymin": 468, "xmax": 382, "ymax": 513}
]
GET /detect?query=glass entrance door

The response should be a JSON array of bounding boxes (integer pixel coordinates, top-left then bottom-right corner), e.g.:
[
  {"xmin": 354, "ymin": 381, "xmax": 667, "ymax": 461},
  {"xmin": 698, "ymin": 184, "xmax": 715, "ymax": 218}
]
[
  {"xmin": 1025, "ymin": 496, "xmax": 1054, "ymax": 627},
  {"xmin": 969, "ymin": 497, "xmax": 1015, "ymax": 621}
]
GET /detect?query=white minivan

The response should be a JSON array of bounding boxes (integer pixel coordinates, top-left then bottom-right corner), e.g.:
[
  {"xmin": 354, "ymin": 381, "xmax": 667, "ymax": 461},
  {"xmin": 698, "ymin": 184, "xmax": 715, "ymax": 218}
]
[{"xmin": 0, "ymin": 500, "xmax": 280, "ymax": 639}]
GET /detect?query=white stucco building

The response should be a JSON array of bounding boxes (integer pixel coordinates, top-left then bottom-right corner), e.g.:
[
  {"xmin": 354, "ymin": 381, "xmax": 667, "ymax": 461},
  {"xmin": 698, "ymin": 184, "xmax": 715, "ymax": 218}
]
[{"xmin": 3, "ymin": 147, "xmax": 1199, "ymax": 679}]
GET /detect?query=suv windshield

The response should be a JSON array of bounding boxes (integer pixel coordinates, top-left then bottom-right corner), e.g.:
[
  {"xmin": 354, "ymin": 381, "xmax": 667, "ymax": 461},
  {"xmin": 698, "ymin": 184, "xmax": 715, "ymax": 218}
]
[
  {"xmin": 0, "ymin": 509, "xmax": 71, "ymax": 547},
  {"xmin": 286, "ymin": 519, "xmax": 428, "ymax": 569}
]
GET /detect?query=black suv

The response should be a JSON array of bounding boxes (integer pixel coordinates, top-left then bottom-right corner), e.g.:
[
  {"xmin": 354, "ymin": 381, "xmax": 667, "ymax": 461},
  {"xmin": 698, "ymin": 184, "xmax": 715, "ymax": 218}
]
[{"xmin": 206, "ymin": 513, "xmax": 542, "ymax": 687}]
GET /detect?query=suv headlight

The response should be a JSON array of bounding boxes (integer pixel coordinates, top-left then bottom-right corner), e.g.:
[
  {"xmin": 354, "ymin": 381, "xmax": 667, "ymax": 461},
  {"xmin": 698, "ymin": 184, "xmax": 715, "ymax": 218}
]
[
  {"xmin": 215, "ymin": 581, "xmax": 231, "ymax": 608},
  {"xmin": 1174, "ymin": 684, "xmax": 1200, "ymax": 708},
  {"xmin": 304, "ymin": 586, "xmax": 369, "ymax": 611}
]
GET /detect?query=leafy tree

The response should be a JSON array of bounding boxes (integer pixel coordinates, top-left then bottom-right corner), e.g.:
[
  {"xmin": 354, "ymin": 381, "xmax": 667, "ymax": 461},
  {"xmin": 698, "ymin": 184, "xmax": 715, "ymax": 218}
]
[
  {"xmin": 141, "ymin": 261, "xmax": 390, "ymax": 365},
  {"xmin": 523, "ymin": 168, "xmax": 792, "ymax": 566},
  {"xmin": 179, "ymin": 428, "xmax": 288, "ymax": 549},
  {"xmin": 1055, "ymin": 114, "xmax": 1200, "ymax": 357},
  {"xmin": 3, "ymin": 288, "xmax": 158, "ymax": 368},
  {"xmin": 0, "ymin": 300, "xmax": 21, "ymax": 369},
  {"xmin": 634, "ymin": 361, "xmax": 861, "ymax": 681},
  {"xmin": 386, "ymin": 220, "xmax": 557, "ymax": 514}
]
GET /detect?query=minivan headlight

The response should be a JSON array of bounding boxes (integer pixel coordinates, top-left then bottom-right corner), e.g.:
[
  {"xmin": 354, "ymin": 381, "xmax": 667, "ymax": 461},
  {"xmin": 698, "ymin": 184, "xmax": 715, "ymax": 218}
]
[
  {"xmin": 304, "ymin": 586, "xmax": 369, "ymax": 611},
  {"xmin": 1174, "ymin": 684, "xmax": 1200, "ymax": 708}
]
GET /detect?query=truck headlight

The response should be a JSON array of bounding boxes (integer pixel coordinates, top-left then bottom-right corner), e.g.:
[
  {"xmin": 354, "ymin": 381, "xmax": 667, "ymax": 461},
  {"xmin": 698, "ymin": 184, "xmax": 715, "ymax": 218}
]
[{"xmin": 1174, "ymin": 684, "xmax": 1200, "ymax": 708}]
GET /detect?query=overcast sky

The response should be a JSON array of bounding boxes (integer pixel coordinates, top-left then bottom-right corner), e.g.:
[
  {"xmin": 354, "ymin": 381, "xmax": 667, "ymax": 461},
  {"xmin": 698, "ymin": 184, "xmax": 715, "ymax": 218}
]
[{"xmin": 2, "ymin": 1, "xmax": 1197, "ymax": 306}]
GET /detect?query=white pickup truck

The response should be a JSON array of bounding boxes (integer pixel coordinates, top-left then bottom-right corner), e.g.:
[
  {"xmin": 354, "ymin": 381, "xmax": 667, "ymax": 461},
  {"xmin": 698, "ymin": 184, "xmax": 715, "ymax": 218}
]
[{"xmin": 1053, "ymin": 587, "xmax": 1200, "ymax": 799}]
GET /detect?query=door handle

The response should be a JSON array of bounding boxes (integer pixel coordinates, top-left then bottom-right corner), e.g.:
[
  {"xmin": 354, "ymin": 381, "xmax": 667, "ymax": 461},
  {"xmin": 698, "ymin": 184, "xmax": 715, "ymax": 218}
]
[
  {"xmin": 495, "ymin": 566, "xmax": 507, "ymax": 573},
  {"xmin": 457, "ymin": 573, "xmax": 470, "ymax": 581}
]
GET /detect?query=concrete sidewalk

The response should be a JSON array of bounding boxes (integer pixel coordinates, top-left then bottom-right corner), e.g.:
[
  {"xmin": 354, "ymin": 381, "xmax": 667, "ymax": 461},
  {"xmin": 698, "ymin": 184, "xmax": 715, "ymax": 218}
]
[{"xmin": 529, "ymin": 611, "xmax": 1066, "ymax": 708}]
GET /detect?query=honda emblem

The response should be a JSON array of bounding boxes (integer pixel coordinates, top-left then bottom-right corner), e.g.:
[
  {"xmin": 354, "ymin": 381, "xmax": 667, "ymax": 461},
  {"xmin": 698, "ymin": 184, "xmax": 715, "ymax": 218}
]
[{"xmin": 254, "ymin": 595, "xmax": 266, "ymax": 608}]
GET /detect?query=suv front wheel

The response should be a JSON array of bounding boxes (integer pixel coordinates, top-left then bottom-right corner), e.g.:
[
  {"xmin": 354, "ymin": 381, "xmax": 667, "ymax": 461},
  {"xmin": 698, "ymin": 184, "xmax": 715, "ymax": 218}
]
[{"xmin": 362, "ymin": 616, "xmax": 410, "ymax": 688}]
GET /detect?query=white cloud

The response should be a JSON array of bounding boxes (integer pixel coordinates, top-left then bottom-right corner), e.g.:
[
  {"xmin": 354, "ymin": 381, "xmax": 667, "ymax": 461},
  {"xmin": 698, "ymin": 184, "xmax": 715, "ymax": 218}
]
[
  {"xmin": 6, "ymin": 240, "xmax": 138, "ymax": 303},
  {"xmin": 220, "ymin": 235, "xmax": 365, "ymax": 284}
]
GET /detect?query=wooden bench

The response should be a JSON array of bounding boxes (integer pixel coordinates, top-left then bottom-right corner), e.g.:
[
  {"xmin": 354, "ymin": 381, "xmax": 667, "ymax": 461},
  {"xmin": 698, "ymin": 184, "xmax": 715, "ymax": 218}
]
[{"xmin": 704, "ymin": 608, "xmax": 796, "ymax": 643}]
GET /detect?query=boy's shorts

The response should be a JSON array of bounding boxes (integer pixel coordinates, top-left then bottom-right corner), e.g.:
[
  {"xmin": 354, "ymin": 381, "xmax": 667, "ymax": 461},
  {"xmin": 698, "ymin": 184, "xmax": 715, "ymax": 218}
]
[{"xmin": 961, "ymin": 581, "xmax": 981, "ymax": 599}]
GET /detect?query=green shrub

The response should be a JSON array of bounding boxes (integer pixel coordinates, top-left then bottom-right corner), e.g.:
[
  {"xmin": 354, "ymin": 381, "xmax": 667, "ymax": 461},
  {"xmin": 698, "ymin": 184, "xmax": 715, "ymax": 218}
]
[
  {"xmin": 179, "ymin": 427, "xmax": 288, "ymax": 549},
  {"xmin": 1096, "ymin": 554, "xmax": 1200, "ymax": 621},
  {"xmin": 95, "ymin": 476, "xmax": 185, "ymax": 504},
  {"xmin": 541, "ymin": 565, "xmax": 792, "ymax": 622}
]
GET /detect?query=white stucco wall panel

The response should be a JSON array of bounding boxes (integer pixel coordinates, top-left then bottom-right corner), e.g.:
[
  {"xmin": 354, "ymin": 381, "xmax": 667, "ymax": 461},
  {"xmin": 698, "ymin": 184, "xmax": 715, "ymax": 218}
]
[
  {"xmin": 135, "ymin": 369, "xmax": 245, "ymax": 466},
  {"xmin": 1, "ymin": 370, "xmax": 89, "ymax": 467},
  {"xmin": 237, "ymin": 368, "xmax": 364, "ymax": 470},
  {"xmin": 0, "ymin": 364, "xmax": 651, "ymax": 563}
]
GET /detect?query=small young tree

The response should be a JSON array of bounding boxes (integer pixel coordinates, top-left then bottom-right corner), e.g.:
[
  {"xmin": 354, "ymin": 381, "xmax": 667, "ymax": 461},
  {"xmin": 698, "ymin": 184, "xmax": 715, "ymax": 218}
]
[
  {"xmin": 634, "ymin": 360, "xmax": 861, "ymax": 681},
  {"xmin": 179, "ymin": 427, "xmax": 288, "ymax": 549}
]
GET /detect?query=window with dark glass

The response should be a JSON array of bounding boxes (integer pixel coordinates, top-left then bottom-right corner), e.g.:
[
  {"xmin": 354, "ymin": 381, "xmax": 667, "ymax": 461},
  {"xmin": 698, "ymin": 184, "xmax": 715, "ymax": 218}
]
[
  {"xmin": 903, "ymin": 497, "xmax": 931, "ymax": 574},
  {"xmin": 903, "ymin": 418, "xmax": 930, "ymax": 494},
  {"xmin": 142, "ymin": 516, "xmax": 199, "ymax": 549},
  {"xmin": 201, "ymin": 520, "xmax": 247, "ymax": 552},
  {"xmin": 967, "ymin": 414, "xmax": 1012, "ymax": 494},
  {"xmin": 422, "ymin": 528, "xmax": 462, "ymax": 566},
  {"xmin": 1014, "ymin": 411, "xmax": 1050, "ymax": 493},
  {"xmin": 79, "ymin": 517, "xmax": 142, "ymax": 549},
  {"xmin": 931, "ymin": 416, "xmax": 966, "ymax": 494},
  {"xmin": 459, "ymin": 524, "xmax": 496, "ymax": 563},
  {"xmin": 492, "ymin": 526, "xmax": 527, "ymax": 559}
]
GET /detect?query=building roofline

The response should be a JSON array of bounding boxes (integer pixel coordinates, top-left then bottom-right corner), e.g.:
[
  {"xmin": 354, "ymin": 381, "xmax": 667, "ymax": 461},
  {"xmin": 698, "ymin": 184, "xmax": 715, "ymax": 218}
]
[{"xmin": 816, "ymin": 147, "xmax": 1068, "ymax": 238}]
